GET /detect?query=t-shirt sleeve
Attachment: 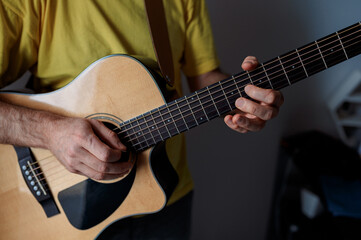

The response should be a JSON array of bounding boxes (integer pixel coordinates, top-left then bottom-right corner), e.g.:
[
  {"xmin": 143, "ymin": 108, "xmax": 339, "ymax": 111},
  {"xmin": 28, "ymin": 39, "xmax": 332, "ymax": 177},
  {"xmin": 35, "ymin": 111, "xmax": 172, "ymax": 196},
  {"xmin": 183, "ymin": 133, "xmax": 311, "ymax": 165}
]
[
  {"xmin": 181, "ymin": 0, "xmax": 220, "ymax": 77},
  {"xmin": 0, "ymin": 1, "xmax": 39, "ymax": 88}
]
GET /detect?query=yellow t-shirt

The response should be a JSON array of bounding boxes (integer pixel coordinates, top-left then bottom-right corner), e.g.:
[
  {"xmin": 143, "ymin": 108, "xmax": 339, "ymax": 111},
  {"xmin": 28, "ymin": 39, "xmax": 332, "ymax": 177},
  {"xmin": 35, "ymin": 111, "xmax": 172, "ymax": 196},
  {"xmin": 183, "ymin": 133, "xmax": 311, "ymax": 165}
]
[{"xmin": 0, "ymin": 0, "xmax": 220, "ymax": 204}]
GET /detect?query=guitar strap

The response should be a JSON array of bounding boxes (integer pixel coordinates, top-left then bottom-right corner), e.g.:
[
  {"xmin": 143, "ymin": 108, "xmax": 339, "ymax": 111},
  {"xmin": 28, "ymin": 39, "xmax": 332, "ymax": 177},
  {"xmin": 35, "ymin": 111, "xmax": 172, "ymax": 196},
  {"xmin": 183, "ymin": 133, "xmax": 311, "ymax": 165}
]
[{"xmin": 144, "ymin": 0, "xmax": 175, "ymax": 87}]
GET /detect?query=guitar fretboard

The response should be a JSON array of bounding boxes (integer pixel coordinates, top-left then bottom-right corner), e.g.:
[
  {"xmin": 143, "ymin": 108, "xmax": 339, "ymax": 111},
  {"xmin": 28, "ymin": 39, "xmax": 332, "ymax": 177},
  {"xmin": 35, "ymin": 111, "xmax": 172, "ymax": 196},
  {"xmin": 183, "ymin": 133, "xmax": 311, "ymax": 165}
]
[{"xmin": 118, "ymin": 22, "xmax": 361, "ymax": 151}]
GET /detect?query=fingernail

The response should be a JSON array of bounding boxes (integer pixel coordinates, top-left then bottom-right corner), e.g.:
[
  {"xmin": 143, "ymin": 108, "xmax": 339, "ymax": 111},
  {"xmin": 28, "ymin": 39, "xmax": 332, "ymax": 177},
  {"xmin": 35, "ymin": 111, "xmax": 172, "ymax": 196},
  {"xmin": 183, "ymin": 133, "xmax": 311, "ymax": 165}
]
[{"xmin": 236, "ymin": 99, "xmax": 244, "ymax": 108}]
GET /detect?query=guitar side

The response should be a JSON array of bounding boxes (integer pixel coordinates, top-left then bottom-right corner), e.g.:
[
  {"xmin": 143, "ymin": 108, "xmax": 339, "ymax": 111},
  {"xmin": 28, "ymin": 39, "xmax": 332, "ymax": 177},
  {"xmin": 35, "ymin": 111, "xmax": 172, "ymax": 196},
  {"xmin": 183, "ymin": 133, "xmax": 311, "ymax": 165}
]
[{"xmin": 0, "ymin": 55, "xmax": 177, "ymax": 239}]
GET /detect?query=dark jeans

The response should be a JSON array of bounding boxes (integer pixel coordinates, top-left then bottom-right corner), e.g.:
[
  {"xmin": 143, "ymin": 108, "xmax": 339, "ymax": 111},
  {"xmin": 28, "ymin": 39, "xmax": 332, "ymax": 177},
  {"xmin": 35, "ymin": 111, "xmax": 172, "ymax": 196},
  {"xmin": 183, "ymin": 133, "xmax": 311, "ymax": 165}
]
[{"xmin": 97, "ymin": 191, "xmax": 193, "ymax": 240}]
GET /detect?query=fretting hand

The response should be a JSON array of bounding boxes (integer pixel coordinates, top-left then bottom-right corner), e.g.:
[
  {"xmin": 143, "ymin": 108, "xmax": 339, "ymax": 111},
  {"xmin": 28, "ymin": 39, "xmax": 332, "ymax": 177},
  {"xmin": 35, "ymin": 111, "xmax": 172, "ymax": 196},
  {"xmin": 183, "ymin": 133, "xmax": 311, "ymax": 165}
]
[{"xmin": 224, "ymin": 56, "xmax": 284, "ymax": 133}]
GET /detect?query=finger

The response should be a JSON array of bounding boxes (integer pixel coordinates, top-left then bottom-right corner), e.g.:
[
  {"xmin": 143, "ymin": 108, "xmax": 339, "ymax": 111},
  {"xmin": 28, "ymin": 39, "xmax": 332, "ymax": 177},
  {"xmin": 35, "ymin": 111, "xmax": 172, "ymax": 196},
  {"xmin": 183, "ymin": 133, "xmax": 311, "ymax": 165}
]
[
  {"xmin": 82, "ymin": 131, "xmax": 123, "ymax": 163},
  {"xmin": 224, "ymin": 115, "xmax": 248, "ymax": 133},
  {"xmin": 232, "ymin": 114, "xmax": 266, "ymax": 132},
  {"xmin": 75, "ymin": 162, "xmax": 131, "ymax": 180},
  {"xmin": 235, "ymin": 97, "xmax": 278, "ymax": 120},
  {"xmin": 244, "ymin": 85, "xmax": 284, "ymax": 107},
  {"xmin": 89, "ymin": 119, "xmax": 127, "ymax": 151},
  {"xmin": 79, "ymin": 148, "xmax": 133, "ymax": 174},
  {"xmin": 241, "ymin": 56, "xmax": 259, "ymax": 71}
]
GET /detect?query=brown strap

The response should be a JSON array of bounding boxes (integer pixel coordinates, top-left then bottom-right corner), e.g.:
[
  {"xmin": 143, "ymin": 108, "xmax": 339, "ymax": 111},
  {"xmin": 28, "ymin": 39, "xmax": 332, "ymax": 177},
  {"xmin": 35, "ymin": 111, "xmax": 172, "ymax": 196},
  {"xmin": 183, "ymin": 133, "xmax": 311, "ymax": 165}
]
[{"xmin": 144, "ymin": 0, "xmax": 175, "ymax": 87}]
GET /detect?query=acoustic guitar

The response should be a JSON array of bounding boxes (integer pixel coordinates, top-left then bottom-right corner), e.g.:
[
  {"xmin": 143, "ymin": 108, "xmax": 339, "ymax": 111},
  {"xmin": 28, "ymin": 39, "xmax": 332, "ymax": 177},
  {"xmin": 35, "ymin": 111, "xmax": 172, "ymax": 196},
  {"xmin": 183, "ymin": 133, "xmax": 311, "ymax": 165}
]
[{"xmin": 0, "ymin": 22, "xmax": 360, "ymax": 239}]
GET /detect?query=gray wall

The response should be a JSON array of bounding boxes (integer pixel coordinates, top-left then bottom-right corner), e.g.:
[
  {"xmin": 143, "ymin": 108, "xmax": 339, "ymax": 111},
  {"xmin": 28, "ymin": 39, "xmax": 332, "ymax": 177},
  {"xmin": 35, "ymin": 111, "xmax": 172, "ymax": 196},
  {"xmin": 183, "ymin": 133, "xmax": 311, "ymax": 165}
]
[{"xmin": 187, "ymin": 1, "xmax": 361, "ymax": 239}]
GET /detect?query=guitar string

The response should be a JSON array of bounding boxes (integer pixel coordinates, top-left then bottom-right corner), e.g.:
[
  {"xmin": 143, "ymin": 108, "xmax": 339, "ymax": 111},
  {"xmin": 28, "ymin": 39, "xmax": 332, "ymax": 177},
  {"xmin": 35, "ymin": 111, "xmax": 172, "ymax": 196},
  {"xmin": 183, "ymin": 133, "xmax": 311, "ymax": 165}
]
[
  {"xmin": 39, "ymin": 167, "xmax": 128, "ymax": 189},
  {"xmin": 31, "ymin": 155, "xmax": 131, "ymax": 185},
  {"xmin": 122, "ymin": 34, "xmax": 361, "ymax": 145},
  {"xmin": 114, "ymin": 23, "xmax": 361, "ymax": 134},
  {"xmin": 123, "ymin": 36, "xmax": 361, "ymax": 147},
  {"xmin": 128, "ymin": 37, "xmax": 361, "ymax": 148},
  {"xmin": 24, "ymin": 25, "xmax": 361, "ymax": 184},
  {"xmin": 30, "ymin": 156, "xmax": 60, "ymax": 168},
  {"xmin": 39, "ymin": 174, "xmax": 81, "ymax": 190},
  {"xmin": 112, "ymin": 24, "xmax": 361, "ymax": 136},
  {"xmin": 115, "ymin": 27, "xmax": 361, "ymax": 143}
]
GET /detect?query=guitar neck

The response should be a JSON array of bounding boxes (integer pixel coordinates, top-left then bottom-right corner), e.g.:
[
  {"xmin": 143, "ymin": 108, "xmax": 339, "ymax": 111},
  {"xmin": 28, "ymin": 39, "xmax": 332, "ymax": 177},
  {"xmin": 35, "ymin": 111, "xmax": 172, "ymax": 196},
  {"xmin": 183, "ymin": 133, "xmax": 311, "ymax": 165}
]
[{"xmin": 119, "ymin": 22, "xmax": 361, "ymax": 152}]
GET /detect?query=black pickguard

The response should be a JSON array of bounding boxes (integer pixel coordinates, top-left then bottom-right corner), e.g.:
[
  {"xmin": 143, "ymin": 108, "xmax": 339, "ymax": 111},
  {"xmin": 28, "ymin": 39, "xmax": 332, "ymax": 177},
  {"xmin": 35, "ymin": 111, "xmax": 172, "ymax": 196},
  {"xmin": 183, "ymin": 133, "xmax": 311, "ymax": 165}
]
[
  {"xmin": 58, "ymin": 166, "xmax": 136, "ymax": 230},
  {"xmin": 58, "ymin": 142, "xmax": 178, "ymax": 231}
]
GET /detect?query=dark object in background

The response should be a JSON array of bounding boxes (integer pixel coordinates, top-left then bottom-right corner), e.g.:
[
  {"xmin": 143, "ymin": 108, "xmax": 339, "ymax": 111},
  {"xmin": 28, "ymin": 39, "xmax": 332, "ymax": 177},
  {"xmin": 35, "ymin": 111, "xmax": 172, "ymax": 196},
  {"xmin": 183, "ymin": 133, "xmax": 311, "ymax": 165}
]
[
  {"xmin": 282, "ymin": 130, "xmax": 361, "ymax": 180},
  {"xmin": 268, "ymin": 130, "xmax": 361, "ymax": 240}
]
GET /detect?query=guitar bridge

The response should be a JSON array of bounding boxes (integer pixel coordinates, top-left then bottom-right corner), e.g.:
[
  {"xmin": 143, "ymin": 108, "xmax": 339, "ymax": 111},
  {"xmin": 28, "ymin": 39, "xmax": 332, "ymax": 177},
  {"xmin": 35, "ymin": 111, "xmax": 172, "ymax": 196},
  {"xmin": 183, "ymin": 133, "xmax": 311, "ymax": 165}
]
[{"xmin": 14, "ymin": 146, "xmax": 60, "ymax": 218}]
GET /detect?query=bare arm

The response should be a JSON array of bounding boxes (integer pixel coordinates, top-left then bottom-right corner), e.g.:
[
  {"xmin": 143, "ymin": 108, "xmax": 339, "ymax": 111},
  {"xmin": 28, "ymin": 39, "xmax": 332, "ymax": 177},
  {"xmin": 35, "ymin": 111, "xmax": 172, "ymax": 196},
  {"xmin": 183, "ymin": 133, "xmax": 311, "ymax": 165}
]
[
  {"xmin": 0, "ymin": 100, "xmax": 131, "ymax": 180},
  {"xmin": 187, "ymin": 56, "xmax": 284, "ymax": 133}
]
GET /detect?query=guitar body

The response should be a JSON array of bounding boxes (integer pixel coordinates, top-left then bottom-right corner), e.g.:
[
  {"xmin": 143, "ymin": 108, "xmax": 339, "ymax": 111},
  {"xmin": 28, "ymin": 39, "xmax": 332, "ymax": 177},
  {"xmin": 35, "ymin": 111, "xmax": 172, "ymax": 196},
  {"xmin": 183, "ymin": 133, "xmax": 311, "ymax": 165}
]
[{"xmin": 0, "ymin": 55, "xmax": 178, "ymax": 239}]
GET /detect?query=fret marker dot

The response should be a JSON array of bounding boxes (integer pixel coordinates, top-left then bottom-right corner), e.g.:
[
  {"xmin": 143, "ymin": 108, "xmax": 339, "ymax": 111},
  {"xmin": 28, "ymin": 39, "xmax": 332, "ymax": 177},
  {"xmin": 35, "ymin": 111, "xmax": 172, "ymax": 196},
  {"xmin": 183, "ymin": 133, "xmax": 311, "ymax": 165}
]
[
  {"xmin": 200, "ymin": 117, "xmax": 203, "ymax": 120},
  {"xmin": 331, "ymin": 49, "xmax": 334, "ymax": 52},
  {"xmin": 292, "ymin": 66, "xmax": 295, "ymax": 69},
  {"xmin": 168, "ymin": 120, "xmax": 170, "ymax": 122},
  {"xmin": 138, "ymin": 133, "xmax": 141, "ymax": 135}
]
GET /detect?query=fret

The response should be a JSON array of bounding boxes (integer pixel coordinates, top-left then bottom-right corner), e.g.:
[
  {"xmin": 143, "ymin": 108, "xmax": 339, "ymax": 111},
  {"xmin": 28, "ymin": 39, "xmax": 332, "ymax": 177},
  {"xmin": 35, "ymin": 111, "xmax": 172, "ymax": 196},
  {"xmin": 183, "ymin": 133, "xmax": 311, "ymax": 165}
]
[
  {"xmin": 315, "ymin": 40, "xmax": 328, "ymax": 68},
  {"xmin": 206, "ymin": 87, "xmax": 221, "ymax": 117},
  {"xmin": 119, "ymin": 121, "xmax": 137, "ymax": 148},
  {"xmin": 130, "ymin": 118, "xmax": 148, "ymax": 149},
  {"xmin": 298, "ymin": 42, "xmax": 327, "ymax": 76},
  {"xmin": 149, "ymin": 109, "xmax": 165, "ymax": 142},
  {"xmin": 278, "ymin": 56, "xmax": 291, "ymax": 85},
  {"xmin": 158, "ymin": 105, "xmax": 178, "ymax": 139},
  {"xmin": 175, "ymin": 99, "xmax": 190, "ymax": 131},
  {"xmin": 234, "ymin": 71, "xmax": 252, "ymax": 96},
  {"xmin": 197, "ymin": 87, "xmax": 218, "ymax": 119},
  {"xmin": 176, "ymin": 97, "xmax": 198, "ymax": 129},
  {"xmin": 208, "ymin": 83, "xmax": 231, "ymax": 115},
  {"xmin": 232, "ymin": 75, "xmax": 243, "ymax": 97},
  {"xmin": 336, "ymin": 31, "xmax": 349, "ymax": 59},
  {"xmin": 142, "ymin": 114, "xmax": 157, "ymax": 145},
  {"xmin": 221, "ymin": 77, "xmax": 241, "ymax": 108},
  {"xmin": 218, "ymin": 81, "xmax": 233, "ymax": 109},
  {"xmin": 168, "ymin": 100, "xmax": 188, "ymax": 133},
  {"xmin": 279, "ymin": 50, "xmax": 307, "ymax": 84},
  {"xmin": 248, "ymin": 66, "xmax": 272, "ymax": 89},
  {"xmin": 153, "ymin": 109, "xmax": 171, "ymax": 140},
  {"xmin": 261, "ymin": 63, "xmax": 274, "ymax": 89},
  {"xmin": 263, "ymin": 57, "xmax": 290, "ymax": 90},
  {"xmin": 190, "ymin": 92, "xmax": 208, "ymax": 124},
  {"xmin": 185, "ymin": 96, "xmax": 199, "ymax": 128},
  {"xmin": 144, "ymin": 113, "xmax": 162, "ymax": 143},
  {"xmin": 338, "ymin": 23, "xmax": 361, "ymax": 59},
  {"xmin": 295, "ymin": 48, "xmax": 309, "ymax": 77},
  {"xmin": 160, "ymin": 107, "xmax": 179, "ymax": 136},
  {"xmin": 138, "ymin": 115, "xmax": 156, "ymax": 146},
  {"xmin": 247, "ymin": 71, "xmax": 254, "ymax": 84},
  {"xmin": 317, "ymin": 33, "xmax": 347, "ymax": 67}
]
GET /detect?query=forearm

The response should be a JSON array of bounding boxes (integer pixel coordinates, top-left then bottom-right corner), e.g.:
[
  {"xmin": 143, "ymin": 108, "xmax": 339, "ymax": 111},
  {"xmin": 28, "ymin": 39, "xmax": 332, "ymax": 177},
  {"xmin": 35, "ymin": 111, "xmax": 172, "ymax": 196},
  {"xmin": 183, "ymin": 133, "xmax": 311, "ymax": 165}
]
[
  {"xmin": 0, "ymin": 100, "xmax": 58, "ymax": 148},
  {"xmin": 187, "ymin": 68, "xmax": 229, "ymax": 92}
]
